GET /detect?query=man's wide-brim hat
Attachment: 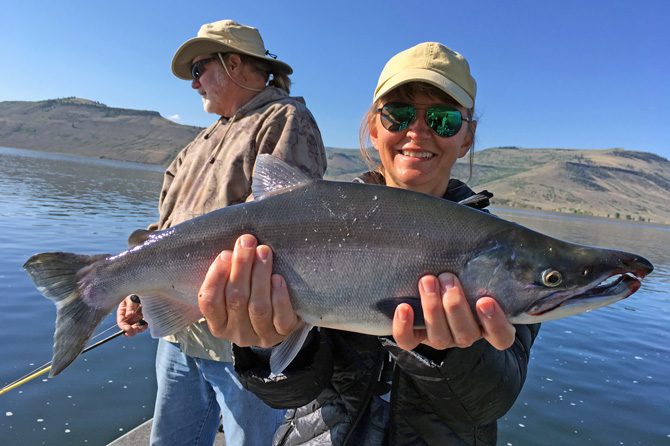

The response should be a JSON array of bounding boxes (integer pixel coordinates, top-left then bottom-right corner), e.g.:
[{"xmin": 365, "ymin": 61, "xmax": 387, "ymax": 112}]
[{"xmin": 172, "ymin": 20, "xmax": 293, "ymax": 80}]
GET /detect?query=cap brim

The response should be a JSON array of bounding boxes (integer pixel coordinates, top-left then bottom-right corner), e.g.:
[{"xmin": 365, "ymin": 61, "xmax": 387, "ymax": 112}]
[
  {"xmin": 373, "ymin": 68, "xmax": 473, "ymax": 109},
  {"xmin": 171, "ymin": 37, "xmax": 293, "ymax": 80}
]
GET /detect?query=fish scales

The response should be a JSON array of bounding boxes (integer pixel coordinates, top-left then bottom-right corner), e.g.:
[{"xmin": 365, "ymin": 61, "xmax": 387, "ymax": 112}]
[{"xmin": 247, "ymin": 180, "xmax": 492, "ymax": 330}]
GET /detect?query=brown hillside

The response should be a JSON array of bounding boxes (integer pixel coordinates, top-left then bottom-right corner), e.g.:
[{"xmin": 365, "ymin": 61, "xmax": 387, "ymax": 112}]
[
  {"xmin": 456, "ymin": 147, "xmax": 670, "ymax": 223},
  {"xmin": 0, "ymin": 98, "xmax": 203, "ymax": 165}
]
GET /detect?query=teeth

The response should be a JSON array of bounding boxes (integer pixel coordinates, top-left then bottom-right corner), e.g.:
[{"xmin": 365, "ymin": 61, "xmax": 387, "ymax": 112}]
[{"xmin": 402, "ymin": 151, "xmax": 434, "ymax": 158}]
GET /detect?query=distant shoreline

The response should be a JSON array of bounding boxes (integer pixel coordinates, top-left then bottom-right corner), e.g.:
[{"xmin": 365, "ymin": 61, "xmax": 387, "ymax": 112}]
[
  {"xmin": 491, "ymin": 205, "xmax": 670, "ymax": 231},
  {"xmin": 3, "ymin": 145, "xmax": 668, "ymax": 225}
]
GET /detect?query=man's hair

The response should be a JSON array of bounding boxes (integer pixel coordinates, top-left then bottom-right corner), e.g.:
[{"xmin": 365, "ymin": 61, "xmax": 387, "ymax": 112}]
[{"xmin": 231, "ymin": 53, "xmax": 292, "ymax": 94}]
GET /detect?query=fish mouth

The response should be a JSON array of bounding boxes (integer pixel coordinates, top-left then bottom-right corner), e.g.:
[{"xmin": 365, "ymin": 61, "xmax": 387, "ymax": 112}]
[{"xmin": 522, "ymin": 271, "xmax": 645, "ymax": 323}]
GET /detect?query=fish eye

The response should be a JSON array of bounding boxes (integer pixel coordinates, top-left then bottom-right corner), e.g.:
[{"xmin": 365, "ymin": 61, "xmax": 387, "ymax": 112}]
[{"xmin": 541, "ymin": 269, "xmax": 563, "ymax": 287}]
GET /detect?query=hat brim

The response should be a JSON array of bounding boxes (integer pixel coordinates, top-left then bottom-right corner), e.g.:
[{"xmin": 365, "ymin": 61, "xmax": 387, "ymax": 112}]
[
  {"xmin": 373, "ymin": 68, "xmax": 474, "ymax": 109},
  {"xmin": 171, "ymin": 37, "xmax": 293, "ymax": 80}
]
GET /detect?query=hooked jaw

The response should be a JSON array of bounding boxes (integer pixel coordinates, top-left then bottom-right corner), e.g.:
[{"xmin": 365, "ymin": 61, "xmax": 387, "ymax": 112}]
[{"xmin": 511, "ymin": 256, "xmax": 653, "ymax": 324}]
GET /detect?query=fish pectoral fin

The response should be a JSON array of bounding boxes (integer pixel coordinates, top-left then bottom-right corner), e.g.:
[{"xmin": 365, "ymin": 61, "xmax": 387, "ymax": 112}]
[
  {"xmin": 138, "ymin": 292, "xmax": 203, "ymax": 338},
  {"xmin": 269, "ymin": 322, "xmax": 313, "ymax": 377},
  {"xmin": 375, "ymin": 297, "xmax": 425, "ymax": 328}
]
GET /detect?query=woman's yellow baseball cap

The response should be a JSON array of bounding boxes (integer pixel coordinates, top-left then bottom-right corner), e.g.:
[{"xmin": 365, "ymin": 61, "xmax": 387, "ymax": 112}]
[{"xmin": 373, "ymin": 42, "xmax": 476, "ymax": 109}]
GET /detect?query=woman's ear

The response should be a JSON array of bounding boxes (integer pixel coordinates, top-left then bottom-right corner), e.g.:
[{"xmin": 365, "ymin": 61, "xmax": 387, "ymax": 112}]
[{"xmin": 369, "ymin": 116, "xmax": 380, "ymax": 152}]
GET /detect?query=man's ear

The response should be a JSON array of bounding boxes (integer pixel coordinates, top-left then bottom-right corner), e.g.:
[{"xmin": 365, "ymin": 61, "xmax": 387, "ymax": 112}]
[{"xmin": 225, "ymin": 53, "xmax": 243, "ymax": 73}]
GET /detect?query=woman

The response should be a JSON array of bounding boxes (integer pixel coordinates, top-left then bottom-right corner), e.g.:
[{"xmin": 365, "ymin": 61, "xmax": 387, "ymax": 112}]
[{"xmin": 198, "ymin": 42, "xmax": 540, "ymax": 445}]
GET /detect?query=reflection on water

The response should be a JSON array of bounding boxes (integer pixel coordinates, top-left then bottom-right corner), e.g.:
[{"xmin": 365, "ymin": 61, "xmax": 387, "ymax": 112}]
[
  {"xmin": 0, "ymin": 147, "xmax": 163, "ymax": 445},
  {"xmin": 0, "ymin": 147, "xmax": 668, "ymax": 445},
  {"xmin": 0, "ymin": 147, "xmax": 164, "ymax": 232},
  {"xmin": 491, "ymin": 207, "xmax": 670, "ymax": 445}
]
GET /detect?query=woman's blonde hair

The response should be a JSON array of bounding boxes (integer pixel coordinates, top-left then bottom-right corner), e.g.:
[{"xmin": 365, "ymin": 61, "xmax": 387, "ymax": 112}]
[{"xmin": 358, "ymin": 82, "xmax": 476, "ymax": 181}]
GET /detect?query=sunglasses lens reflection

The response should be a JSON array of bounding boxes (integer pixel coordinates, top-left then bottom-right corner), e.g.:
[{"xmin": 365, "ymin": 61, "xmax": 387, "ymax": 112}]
[
  {"xmin": 380, "ymin": 102, "xmax": 463, "ymax": 138},
  {"xmin": 381, "ymin": 102, "xmax": 416, "ymax": 132},
  {"xmin": 191, "ymin": 58, "xmax": 214, "ymax": 80},
  {"xmin": 426, "ymin": 106, "xmax": 462, "ymax": 137}
]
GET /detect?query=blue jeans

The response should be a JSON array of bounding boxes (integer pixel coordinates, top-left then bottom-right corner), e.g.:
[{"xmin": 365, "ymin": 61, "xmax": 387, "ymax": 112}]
[{"xmin": 150, "ymin": 339, "xmax": 284, "ymax": 446}]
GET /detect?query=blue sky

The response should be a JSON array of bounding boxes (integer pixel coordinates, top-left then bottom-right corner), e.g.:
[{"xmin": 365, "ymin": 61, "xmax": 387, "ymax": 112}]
[{"xmin": 1, "ymin": 0, "xmax": 668, "ymax": 159}]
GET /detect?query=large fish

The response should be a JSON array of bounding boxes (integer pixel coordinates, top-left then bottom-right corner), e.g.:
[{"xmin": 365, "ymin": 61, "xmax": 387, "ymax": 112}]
[{"xmin": 24, "ymin": 155, "xmax": 653, "ymax": 376}]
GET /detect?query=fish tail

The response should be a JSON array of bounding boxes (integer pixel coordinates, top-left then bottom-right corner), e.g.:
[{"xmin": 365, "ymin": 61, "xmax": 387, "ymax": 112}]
[{"xmin": 23, "ymin": 252, "xmax": 112, "ymax": 376}]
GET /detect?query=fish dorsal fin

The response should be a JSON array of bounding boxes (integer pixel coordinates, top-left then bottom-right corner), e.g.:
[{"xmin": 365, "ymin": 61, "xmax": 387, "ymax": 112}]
[{"xmin": 252, "ymin": 154, "xmax": 315, "ymax": 200}]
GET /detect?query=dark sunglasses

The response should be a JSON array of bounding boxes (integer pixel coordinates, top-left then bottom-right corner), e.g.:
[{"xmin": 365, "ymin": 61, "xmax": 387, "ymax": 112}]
[
  {"xmin": 377, "ymin": 101, "xmax": 472, "ymax": 138},
  {"xmin": 191, "ymin": 57, "xmax": 217, "ymax": 81}
]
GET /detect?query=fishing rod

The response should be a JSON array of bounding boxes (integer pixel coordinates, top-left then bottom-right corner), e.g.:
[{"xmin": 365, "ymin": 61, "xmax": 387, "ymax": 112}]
[{"xmin": 0, "ymin": 295, "xmax": 145, "ymax": 396}]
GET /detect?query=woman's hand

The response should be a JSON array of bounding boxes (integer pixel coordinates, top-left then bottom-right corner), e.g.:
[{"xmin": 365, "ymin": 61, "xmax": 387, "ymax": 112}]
[
  {"xmin": 198, "ymin": 234, "xmax": 299, "ymax": 347},
  {"xmin": 392, "ymin": 273, "xmax": 516, "ymax": 351},
  {"xmin": 116, "ymin": 295, "xmax": 148, "ymax": 337},
  {"xmin": 198, "ymin": 235, "xmax": 514, "ymax": 352}
]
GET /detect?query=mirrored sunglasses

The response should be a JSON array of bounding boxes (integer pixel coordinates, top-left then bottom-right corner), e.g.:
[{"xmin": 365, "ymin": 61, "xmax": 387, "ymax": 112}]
[{"xmin": 377, "ymin": 102, "xmax": 472, "ymax": 138}]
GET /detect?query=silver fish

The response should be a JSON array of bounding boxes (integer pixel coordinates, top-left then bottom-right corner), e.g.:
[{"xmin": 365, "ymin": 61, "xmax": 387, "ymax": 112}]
[{"xmin": 23, "ymin": 155, "xmax": 653, "ymax": 376}]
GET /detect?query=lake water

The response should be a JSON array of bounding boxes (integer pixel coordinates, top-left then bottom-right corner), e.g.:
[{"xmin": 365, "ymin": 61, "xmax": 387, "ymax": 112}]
[{"xmin": 0, "ymin": 147, "xmax": 668, "ymax": 445}]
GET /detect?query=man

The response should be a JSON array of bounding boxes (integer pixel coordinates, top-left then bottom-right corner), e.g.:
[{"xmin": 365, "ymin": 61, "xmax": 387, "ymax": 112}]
[{"xmin": 117, "ymin": 20, "xmax": 326, "ymax": 445}]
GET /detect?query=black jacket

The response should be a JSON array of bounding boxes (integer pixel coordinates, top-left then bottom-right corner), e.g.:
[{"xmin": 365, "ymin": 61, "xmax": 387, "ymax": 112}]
[{"xmin": 233, "ymin": 178, "xmax": 540, "ymax": 445}]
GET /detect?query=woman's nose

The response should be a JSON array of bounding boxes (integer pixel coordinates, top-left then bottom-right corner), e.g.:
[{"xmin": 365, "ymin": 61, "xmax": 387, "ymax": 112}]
[{"xmin": 406, "ymin": 111, "xmax": 431, "ymax": 139}]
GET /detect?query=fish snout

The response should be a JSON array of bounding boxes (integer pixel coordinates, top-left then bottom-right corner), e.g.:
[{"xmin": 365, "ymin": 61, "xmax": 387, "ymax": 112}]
[
  {"xmin": 631, "ymin": 255, "xmax": 654, "ymax": 279},
  {"xmin": 613, "ymin": 252, "xmax": 654, "ymax": 279}
]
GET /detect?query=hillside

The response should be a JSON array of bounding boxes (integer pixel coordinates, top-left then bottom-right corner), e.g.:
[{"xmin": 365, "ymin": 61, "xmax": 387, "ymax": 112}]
[
  {"xmin": 320, "ymin": 146, "xmax": 670, "ymax": 224},
  {"xmin": 0, "ymin": 98, "xmax": 203, "ymax": 165},
  {"xmin": 1, "ymin": 99, "xmax": 669, "ymax": 223},
  {"xmin": 451, "ymin": 147, "xmax": 670, "ymax": 223}
]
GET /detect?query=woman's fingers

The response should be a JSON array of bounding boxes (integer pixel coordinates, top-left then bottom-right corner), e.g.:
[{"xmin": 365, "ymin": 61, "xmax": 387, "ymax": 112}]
[
  {"xmin": 223, "ymin": 234, "xmax": 258, "ymax": 342},
  {"xmin": 200, "ymin": 239, "xmax": 517, "ymax": 352},
  {"xmin": 198, "ymin": 234, "xmax": 298, "ymax": 347},
  {"xmin": 418, "ymin": 275, "xmax": 453, "ymax": 349},
  {"xmin": 247, "ymin": 245, "xmax": 282, "ymax": 345},
  {"xmin": 439, "ymin": 274, "xmax": 480, "ymax": 348},
  {"xmin": 394, "ymin": 273, "xmax": 515, "ymax": 352},
  {"xmin": 476, "ymin": 297, "xmax": 516, "ymax": 350},
  {"xmin": 198, "ymin": 250, "xmax": 233, "ymax": 338},
  {"xmin": 392, "ymin": 303, "xmax": 423, "ymax": 351},
  {"xmin": 270, "ymin": 274, "xmax": 299, "ymax": 337}
]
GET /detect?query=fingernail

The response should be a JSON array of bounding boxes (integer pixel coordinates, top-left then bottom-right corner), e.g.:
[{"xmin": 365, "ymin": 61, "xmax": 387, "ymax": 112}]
[
  {"xmin": 438, "ymin": 273, "xmax": 455, "ymax": 292},
  {"xmin": 240, "ymin": 234, "xmax": 255, "ymax": 248},
  {"xmin": 257, "ymin": 246, "xmax": 270, "ymax": 261},
  {"xmin": 397, "ymin": 305, "xmax": 408, "ymax": 322},
  {"xmin": 220, "ymin": 251, "xmax": 233, "ymax": 262},
  {"xmin": 271, "ymin": 275, "xmax": 284, "ymax": 290},
  {"xmin": 420, "ymin": 276, "xmax": 437, "ymax": 293},
  {"xmin": 479, "ymin": 300, "xmax": 496, "ymax": 319}
]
